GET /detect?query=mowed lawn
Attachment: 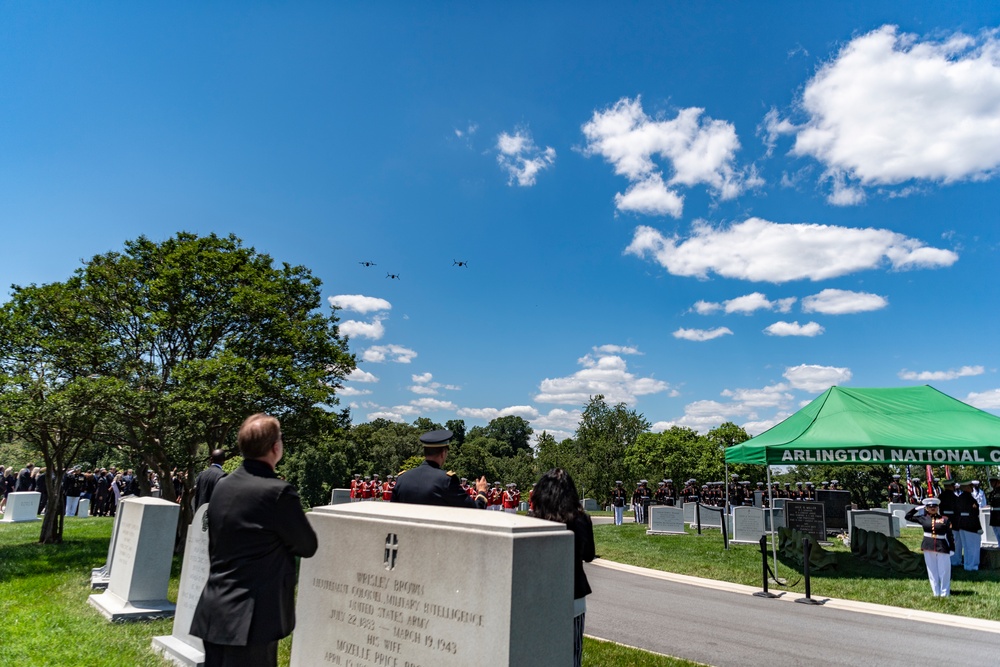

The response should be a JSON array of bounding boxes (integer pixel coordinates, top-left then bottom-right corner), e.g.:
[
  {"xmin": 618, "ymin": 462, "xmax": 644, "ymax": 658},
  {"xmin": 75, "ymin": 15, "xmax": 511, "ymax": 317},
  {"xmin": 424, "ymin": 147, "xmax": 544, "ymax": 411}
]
[
  {"xmin": 0, "ymin": 517, "xmax": 701, "ymax": 667},
  {"xmin": 594, "ymin": 522, "xmax": 1000, "ymax": 620}
]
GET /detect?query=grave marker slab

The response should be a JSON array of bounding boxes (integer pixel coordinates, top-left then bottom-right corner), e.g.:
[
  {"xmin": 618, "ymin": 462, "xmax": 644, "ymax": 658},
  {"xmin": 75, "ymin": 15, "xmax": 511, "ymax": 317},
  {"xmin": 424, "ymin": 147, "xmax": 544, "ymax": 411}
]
[
  {"xmin": 647, "ymin": 506, "xmax": 685, "ymax": 535},
  {"xmin": 816, "ymin": 490, "xmax": 852, "ymax": 530},
  {"xmin": 785, "ymin": 501, "xmax": 827, "ymax": 542},
  {"xmin": 731, "ymin": 507, "xmax": 765, "ymax": 544},
  {"xmin": 91, "ymin": 510, "xmax": 125, "ymax": 589},
  {"xmin": 0, "ymin": 491, "xmax": 41, "ymax": 523},
  {"xmin": 696, "ymin": 504, "xmax": 722, "ymax": 528},
  {"xmin": 290, "ymin": 502, "xmax": 573, "ymax": 667},
  {"xmin": 764, "ymin": 508, "xmax": 784, "ymax": 532},
  {"xmin": 581, "ymin": 498, "xmax": 599, "ymax": 512},
  {"xmin": 683, "ymin": 502, "xmax": 696, "ymax": 524},
  {"xmin": 330, "ymin": 488, "xmax": 352, "ymax": 505},
  {"xmin": 850, "ymin": 510, "xmax": 898, "ymax": 538},
  {"xmin": 76, "ymin": 497, "xmax": 91, "ymax": 517},
  {"xmin": 152, "ymin": 504, "xmax": 210, "ymax": 666},
  {"xmin": 88, "ymin": 497, "xmax": 179, "ymax": 622}
]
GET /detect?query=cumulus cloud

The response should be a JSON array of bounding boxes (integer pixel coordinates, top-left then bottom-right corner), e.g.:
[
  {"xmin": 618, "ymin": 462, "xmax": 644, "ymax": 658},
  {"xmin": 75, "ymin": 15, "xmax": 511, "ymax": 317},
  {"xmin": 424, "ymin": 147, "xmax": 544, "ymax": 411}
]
[
  {"xmin": 672, "ymin": 383, "xmax": 796, "ymax": 433},
  {"xmin": 407, "ymin": 372, "xmax": 460, "ymax": 396},
  {"xmin": 362, "ymin": 345, "xmax": 417, "ymax": 364},
  {"xmin": 899, "ymin": 365, "xmax": 984, "ymax": 381},
  {"xmin": 694, "ymin": 292, "xmax": 796, "ymax": 315},
  {"xmin": 410, "ymin": 398, "xmax": 456, "ymax": 411},
  {"xmin": 367, "ymin": 411, "xmax": 407, "ymax": 423},
  {"xmin": 582, "ymin": 97, "xmax": 759, "ymax": 217},
  {"xmin": 966, "ymin": 389, "xmax": 1000, "ymax": 410},
  {"xmin": 338, "ymin": 386, "xmax": 373, "ymax": 397},
  {"xmin": 328, "ymin": 294, "xmax": 392, "ymax": 314},
  {"xmin": 764, "ymin": 321, "xmax": 825, "ymax": 337},
  {"xmin": 783, "ymin": 364, "xmax": 852, "ymax": 392},
  {"xmin": 339, "ymin": 317, "xmax": 386, "ymax": 340},
  {"xmin": 535, "ymin": 349, "xmax": 670, "ymax": 406},
  {"xmin": 721, "ymin": 384, "xmax": 794, "ymax": 408},
  {"xmin": 412, "ymin": 373, "xmax": 433, "ymax": 383},
  {"xmin": 593, "ymin": 344, "xmax": 641, "ymax": 355},
  {"xmin": 496, "ymin": 128, "xmax": 556, "ymax": 186},
  {"xmin": 346, "ymin": 368, "xmax": 379, "ymax": 383},
  {"xmin": 672, "ymin": 327, "xmax": 733, "ymax": 342},
  {"xmin": 801, "ymin": 289, "xmax": 888, "ymax": 314},
  {"xmin": 457, "ymin": 405, "xmax": 540, "ymax": 421},
  {"xmin": 626, "ymin": 217, "xmax": 957, "ymax": 283},
  {"xmin": 772, "ymin": 26, "xmax": 1000, "ymax": 203}
]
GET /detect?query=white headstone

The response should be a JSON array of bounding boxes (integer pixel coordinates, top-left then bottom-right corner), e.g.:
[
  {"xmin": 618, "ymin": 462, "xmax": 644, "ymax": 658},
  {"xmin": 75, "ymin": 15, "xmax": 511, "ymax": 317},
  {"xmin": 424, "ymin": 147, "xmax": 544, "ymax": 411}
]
[
  {"xmin": 0, "ymin": 491, "xmax": 41, "ymax": 523},
  {"xmin": 696, "ymin": 504, "xmax": 722, "ymax": 528},
  {"xmin": 581, "ymin": 498, "xmax": 599, "ymax": 512},
  {"xmin": 76, "ymin": 497, "xmax": 91, "ymax": 517},
  {"xmin": 91, "ymin": 510, "xmax": 125, "ymax": 589},
  {"xmin": 731, "ymin": 506, "xmax": 766, "ymax": 544},
  {"xmin": 330, "ymin": 488, "xmax": 352, "ymax": 505},
  {"xmin": 764, "ymin": 507, "xmax": 784, "ymax": 532},
  {"xmin": 683, "ymin": 502, "xmax": 696, "ymax": 524},
  {"xmin": 290, "ymin": 502, "xmax": 573, "ymax": 667},
  {"xmin": 982, "ymin": 509, "xmax": 997, "ymax": 547},
  {"xmin": 152, "ymin": 504, "xmax": 210, "ymax": 666},
  {"xmin": 850, "ymin": 510, "xmax": 898, "ymax": 538},
  {"xmin": 647, "ymin": 506, "xmax": 685, "ymax": 535},
  {"xmin": 88, "ymin": 497, "xmax": 179, "ymax": 621}
]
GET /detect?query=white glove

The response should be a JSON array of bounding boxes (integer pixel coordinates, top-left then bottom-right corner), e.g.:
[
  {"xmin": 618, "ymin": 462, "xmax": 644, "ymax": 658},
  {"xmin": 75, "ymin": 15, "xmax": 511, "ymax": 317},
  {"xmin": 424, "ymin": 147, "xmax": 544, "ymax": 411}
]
[{"xmin": 949, "ymin": 551, "xmax": 955, "ymax": 557}]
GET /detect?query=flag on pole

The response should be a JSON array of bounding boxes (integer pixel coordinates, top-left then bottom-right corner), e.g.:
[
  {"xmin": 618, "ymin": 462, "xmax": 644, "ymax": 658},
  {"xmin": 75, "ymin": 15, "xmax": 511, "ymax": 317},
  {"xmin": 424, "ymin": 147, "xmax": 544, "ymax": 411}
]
[
  {"xmin": 905, "ymin": 466, "xmax": 915, "ymax": 503},
  {"xmin": 926, "ymin": 465, "xmax": 935, "ymax": 497}
]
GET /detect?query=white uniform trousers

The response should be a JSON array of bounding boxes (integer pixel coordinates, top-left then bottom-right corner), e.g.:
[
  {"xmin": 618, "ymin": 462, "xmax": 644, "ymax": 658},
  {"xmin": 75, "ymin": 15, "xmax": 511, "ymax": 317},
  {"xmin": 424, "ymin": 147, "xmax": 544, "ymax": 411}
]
[
  {"xmin": 613, "ymin": 505, "xmax": 623, "ymax": 525},
  {"xmin": 958, "ymin": 530, "xmax": 981, "ymax": 570},
  {"xmin": 65, "ymin": 495, "xmax": 80, "ymax": 517},
  {"xmin": 923, "ymin": 550, "xmax": 951, "ymax": 596}
]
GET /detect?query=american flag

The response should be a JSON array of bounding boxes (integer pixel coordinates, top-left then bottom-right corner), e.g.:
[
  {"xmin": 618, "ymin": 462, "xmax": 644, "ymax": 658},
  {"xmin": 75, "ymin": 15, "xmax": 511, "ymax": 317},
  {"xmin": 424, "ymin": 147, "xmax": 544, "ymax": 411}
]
[{"xmin": 905, "ymin": 466, "xmax": 916, "ymax": 502}]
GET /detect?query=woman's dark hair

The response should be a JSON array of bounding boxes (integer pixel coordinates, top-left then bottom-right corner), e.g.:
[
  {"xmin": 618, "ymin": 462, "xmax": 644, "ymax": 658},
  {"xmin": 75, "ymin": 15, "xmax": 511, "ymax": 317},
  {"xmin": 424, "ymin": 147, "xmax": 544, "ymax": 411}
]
[{"xmin": 531, "ymin": 468, "xmax": 581, "ymax": 524}]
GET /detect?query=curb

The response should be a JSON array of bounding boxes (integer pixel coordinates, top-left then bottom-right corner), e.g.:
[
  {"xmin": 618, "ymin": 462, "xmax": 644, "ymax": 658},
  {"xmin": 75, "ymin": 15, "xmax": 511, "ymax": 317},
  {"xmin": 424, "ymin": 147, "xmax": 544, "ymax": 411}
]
[{"xmin": 590, "ymin": 558, "xmax": 1000, "ymax": 635}]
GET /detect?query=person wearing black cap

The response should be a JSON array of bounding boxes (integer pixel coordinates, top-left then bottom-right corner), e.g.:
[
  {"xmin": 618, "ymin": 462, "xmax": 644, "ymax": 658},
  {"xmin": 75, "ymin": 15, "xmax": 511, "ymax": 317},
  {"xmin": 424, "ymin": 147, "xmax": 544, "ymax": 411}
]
[
  {"xmin": 905, "ymin": 498, "xmax": 955, "ymax": 596},
  {"xmin": 611, "ymin": 481, "xmax": 626, "ymax": 525},
  {"xmin": 390, "ymin": 430, "xmax": 489, "ymax": 508},
  {"xmin": 988, "ymin": 478, "xmax": 1000, "ymax": 545},
  {"xmin": 194, "ymin": 450, "xmax": 227, "ymax": 510},
  {"xmin": 955, "ymin": 480, "xmax": 982, "ymax": 571}
]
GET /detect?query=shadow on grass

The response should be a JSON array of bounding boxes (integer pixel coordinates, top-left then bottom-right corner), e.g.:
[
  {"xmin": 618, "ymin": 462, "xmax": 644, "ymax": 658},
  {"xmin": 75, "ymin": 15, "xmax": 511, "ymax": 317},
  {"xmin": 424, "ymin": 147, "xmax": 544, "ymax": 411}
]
[{"xmin": 0, "ymin": 535, "xmax": 109, "ymax": 582}]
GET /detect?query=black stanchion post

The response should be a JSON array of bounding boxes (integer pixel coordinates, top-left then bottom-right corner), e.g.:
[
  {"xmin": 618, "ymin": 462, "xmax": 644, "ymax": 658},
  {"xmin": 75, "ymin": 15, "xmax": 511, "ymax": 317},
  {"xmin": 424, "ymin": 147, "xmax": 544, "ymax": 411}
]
[
  {"xmin": 795, "ymin": 536, "xmax": 823, "ymax": 605},
  {"xmin": 721, "ymin": 508, "xmax": 729, "ymax": 550},
  {"xmin": 696, "ymin": 502, "xmax": 702, "ymax": 535},
  {"xmin": 753, "ymin": 534, "xmax": 778, "ymax": 599}
]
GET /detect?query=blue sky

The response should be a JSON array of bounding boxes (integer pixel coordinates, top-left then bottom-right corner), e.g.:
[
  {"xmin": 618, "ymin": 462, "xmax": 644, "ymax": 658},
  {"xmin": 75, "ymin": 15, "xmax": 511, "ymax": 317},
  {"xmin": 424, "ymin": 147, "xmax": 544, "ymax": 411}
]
[{"xmin": 3, "ymin": 2, "xmax": 1000, "ymax": 442}]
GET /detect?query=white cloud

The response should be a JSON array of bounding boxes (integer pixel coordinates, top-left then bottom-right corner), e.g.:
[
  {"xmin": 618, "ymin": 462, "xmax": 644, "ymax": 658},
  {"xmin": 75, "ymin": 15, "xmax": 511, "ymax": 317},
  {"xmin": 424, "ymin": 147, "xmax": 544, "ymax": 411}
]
[
  {"xmin": 783, "ymin": 364, "xmax": 852, "ymax": 392},
  {"xmin": 328, "ymin": 294, "xmax": 392, "ymax": 314},
  {"xmin": 672, "ymin": 383, "xmax": 795, "ymax": 433},
  {"xmin": 672, "ymin": 327, "xmax": 733, "ymax": 342},
  {"xmin": 764, "ymin": 321, "xmax": 825, "ymax": 337},
  {"xmin": 339, "ymin": 317, "xmax": 386, "ymax": 340},
  {"xmin": 407, "ymin": 372, "xmax": 460, "ymax": 395},
  {"xmin": 338, "ymin": 386, "xmax": 373, "ymax": 397},
  {"xmin": 626, "ymin": 217, "xmax": 958, "ymax": 283},
  {"xmin": 412, "ymin": 373, "xmax": 433, "ymax": 383},
  {"xmin": 774, "ymin": 26, "xmax": 1000, "ymax": 203},
  {"xmin": 346, "ymin": 368, "xmax": 379, "ymax": 383},
  {"xmin": 695, "ymin": 292, "xmax": 796, "ymax": 315},
  {"xmin": 367, "ymin": 411, "xmax": 407, "ymax": 423},
  {"xmin": 496, "ymin": 128, "xmax": 556, "ymax": 186},
  {"xmin": 409, "ymin": 385, "xmax": 439, "ymax": 395},
  {"xmin": 593, "ymin": 344, "xmax": 641, "ymax": 355},
  {"xmin": 410, "ymin": 398, "xmax": 456, "ymax": 411},
  {"xmin": 966, "ymin": 389, "xmax": 1000, "ymax": 410},
  {"xmin": 801, "ymin": 289, "xmax": 888, "ymax": 314},
  {"xmin": 457, "ymin": 405, "xmax": 540, "ymax": 421},
  {"xmin": 362, "ymin": 345, "xmax": 418, "ymax": 364},
  {"xmin": 582, "ymin": 97, "xmax": 758, "ymax": 217},
  {"xmin": 720, "ymin": 384, "xmax": 794, "ymax": 408},
  {"xmin": 535, "ymin": 350, "xmax": 670, "ymax": 406},
  {"xmin": 742, "ymin": 416, "xmax": 786, "ymax": 436},
  {"xmin": 899, "ymin": 365, "xmax": 984, "ymax": 381},
  {"xmin": 533, "ymin": 408, "xmax": 583, "ymax": 433}
]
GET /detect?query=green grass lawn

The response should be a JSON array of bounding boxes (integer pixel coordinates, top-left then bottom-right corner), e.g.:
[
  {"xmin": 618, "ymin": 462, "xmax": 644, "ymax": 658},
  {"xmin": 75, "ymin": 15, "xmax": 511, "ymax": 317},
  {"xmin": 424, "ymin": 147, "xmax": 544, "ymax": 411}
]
[
  {"xmin": 594, "ymin": 522, "xmax": 1000, "ymax": 619},
  {"xmin": 0, "ymin": 517, "xmax": 698, "ymax": 667}
]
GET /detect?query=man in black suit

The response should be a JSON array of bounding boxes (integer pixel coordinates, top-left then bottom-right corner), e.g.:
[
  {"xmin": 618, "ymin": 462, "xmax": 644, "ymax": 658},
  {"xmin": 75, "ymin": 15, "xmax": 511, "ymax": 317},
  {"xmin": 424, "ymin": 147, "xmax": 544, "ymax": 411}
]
[
  {"xmin": 194, "ymin": 449, "xmax": 227, "ymax": 509},
  {"xmin": 191, "ymin": 414, "xmax": 318, "ymax": 667},
  {"xmin": 15, "ymin": 463, "xmax": 34, "ymax": 492},
  {"xmin": 391, "ymin": 429, "xmax": 489, "ymax": 508}
]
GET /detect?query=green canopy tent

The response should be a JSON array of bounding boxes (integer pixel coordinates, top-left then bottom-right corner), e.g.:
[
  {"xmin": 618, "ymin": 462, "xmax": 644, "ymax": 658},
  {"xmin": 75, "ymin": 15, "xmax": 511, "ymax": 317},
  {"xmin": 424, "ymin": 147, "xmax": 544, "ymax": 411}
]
[
  {"xmin": 723, "ymin": 385, "xmax": 1000, "ymax": 579},
  {"xmin": 725, "ymin": 385, "xmax": 1000, "ymax": 467}
]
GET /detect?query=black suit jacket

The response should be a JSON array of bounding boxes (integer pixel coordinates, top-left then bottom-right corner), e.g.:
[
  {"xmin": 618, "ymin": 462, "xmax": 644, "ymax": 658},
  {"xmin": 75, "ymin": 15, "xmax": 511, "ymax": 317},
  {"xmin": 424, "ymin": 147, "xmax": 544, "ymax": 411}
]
[
  {"xmin": 190, "ymin": 459, "xmax": 318, "ymax": 646},
  {"xmin": 194, "ymin": 464, "xmax": 226, "ymax": 509}
]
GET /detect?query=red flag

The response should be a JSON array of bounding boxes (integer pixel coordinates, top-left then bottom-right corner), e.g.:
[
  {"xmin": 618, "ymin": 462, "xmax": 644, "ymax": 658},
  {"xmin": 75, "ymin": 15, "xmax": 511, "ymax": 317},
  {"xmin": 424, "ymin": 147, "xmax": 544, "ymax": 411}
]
[{"xmin": 926, "ymin": 465, "xmax": 935, "ymax": 497}]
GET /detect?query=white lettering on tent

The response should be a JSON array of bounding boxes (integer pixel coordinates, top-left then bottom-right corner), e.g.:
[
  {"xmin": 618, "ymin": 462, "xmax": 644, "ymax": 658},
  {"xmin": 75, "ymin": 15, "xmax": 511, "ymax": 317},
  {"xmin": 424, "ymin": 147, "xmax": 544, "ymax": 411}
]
[
  {"xmin": 836, "ymin": 450, "xmax": 847, "ymax": 462},
  {"xmin": 872, "ymin": 450, "xmax": 885, "ymax": 461},
  {"xmin": 948, "ymin": 451, "xmax": 960, "ymax": 462},
  {"xmin": 782, "ymin": 451, "xmax": 794, "ymax": 462},
  {"xmin": 892, "ymin": 449, "xmax": 905, "ymax": 460},
  {"xmin": 975, "ymin": 451, "xmax": 985, "ymax": 461},
  {"xmin": 933, "ymin": 450, "xmax": 946, "ymax": 462},
  {"xmin": 858, "ymin": 450, "xmax": 871, "ymax": 461},
  {"xmin": 992, "ymin": 451, "xmax": 1000, "ymax": 462}
]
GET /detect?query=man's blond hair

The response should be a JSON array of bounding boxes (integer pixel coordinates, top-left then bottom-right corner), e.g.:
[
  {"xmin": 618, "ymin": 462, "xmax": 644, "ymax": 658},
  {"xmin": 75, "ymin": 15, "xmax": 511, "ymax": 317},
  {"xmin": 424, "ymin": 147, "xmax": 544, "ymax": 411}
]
[{"xmin": 238, "ymin": 414, "xmax": 281, "ymax": 459}]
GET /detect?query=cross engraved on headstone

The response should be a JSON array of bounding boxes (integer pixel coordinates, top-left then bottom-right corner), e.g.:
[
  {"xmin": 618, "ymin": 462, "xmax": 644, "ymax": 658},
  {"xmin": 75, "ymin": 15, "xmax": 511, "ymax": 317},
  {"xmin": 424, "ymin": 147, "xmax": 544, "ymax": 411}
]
[{"xmin": 383, "ymin": 533, "xmax": 399, "ymax": 571}]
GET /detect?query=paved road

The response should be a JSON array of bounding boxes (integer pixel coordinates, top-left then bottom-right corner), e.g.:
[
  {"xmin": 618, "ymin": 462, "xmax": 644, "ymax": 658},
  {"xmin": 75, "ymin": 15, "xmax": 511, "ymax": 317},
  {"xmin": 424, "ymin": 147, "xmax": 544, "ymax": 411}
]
[{"xmin": 585, "ymin": 560, "xmax": 1000, "ymax": 667}]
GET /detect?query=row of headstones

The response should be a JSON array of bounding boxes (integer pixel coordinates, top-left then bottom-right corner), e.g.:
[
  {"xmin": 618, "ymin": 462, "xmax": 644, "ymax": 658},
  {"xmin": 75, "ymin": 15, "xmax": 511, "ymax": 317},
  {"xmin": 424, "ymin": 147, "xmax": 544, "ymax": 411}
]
[
  {"xmin": 86, "ymin": 495, "xmax": 573, "ymax": 666},
  {"xmin": 1, "ymin": 490, "xmax": 97, "ymax": 522}
]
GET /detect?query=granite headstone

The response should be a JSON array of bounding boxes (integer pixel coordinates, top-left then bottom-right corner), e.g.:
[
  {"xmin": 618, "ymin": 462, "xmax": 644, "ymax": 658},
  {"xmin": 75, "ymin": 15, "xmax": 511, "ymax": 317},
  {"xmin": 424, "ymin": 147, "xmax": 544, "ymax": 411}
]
[
  {"xmin": 647, "ymin": 506, "xmax": 685, "ymax": 535},
  {"xmin": 0, "ymin": 491, "xmax": 41, "ymax": 523}
]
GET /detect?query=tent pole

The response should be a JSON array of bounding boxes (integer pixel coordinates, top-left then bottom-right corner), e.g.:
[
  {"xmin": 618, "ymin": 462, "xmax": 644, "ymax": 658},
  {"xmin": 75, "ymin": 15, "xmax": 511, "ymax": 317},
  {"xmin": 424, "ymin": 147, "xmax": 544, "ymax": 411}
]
[
  {"xmin": 725, "ymin": 457, "xmax": 730, "ymax": 515},
  {"xmin": 767, "ymin": 464, "xmax": 778, "ymax": 582}
]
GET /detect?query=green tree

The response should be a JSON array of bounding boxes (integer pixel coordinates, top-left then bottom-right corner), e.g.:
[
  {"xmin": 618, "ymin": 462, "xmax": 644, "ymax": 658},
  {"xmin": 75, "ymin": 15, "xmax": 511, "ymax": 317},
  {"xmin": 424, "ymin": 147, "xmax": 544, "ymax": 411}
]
[
  {"xmin": 479, "ymin": 416, "xmax": 533, "ymax": 458},
  {"xmin": 574, "ymin": 395, "xmax": 650, "ymax": 505}
]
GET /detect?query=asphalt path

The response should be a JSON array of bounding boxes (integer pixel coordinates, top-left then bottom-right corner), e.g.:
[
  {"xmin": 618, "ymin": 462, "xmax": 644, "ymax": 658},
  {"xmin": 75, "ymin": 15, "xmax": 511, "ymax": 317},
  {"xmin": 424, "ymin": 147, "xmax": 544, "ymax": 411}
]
[{"xmin": 584, "ymin": 560, "xmax": 1000, "ymax": 667}]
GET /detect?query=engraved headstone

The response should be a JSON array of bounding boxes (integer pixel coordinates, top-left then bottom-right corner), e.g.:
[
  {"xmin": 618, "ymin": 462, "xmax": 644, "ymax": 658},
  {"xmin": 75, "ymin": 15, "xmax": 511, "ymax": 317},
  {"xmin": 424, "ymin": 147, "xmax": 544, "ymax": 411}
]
[
  {"xmin": 785, "ymin": 501, "xmax": 827, "ymax": 542},
  {"xmin": 330, "ymin": 488, "xmax": 352, "ymax": 505},
  {"xmin": 850, "ymin": 510, "xmax": 898, "ymax": 538},
  {"xmin": 91, "ymin": 510, "xmax": 125, "ymax": 589},
  {"xmin": 151, "ymin": 504, "xmax": 210, "ymax": 666},
  {"xmin": 889, "ymin": 503, "xmax": 921, "ymax": 528},
  {"xmin": 697, "ymin": 504, "xmax": 722, "ymax": 528},
  {"xmin": 731, "ymin": 506, "xmax": 766, "ymax": 544},
  {"xmin": 290, "ymin": 502, "xmax": 573, "ymax": 667},
  {"xmin": 647, "ymin": 506, "xmax": 685, "ymax": 535},
  {"xmin": 0, "ymin": 491, "xmax": 41, "ymax": 523},
  {"xmin": 983, "ymin": 509, "xmax": 997, "ymax": 547},
  {"xmin": 683, "ymin": 502, "xmax": 696, "ymax": 524},
  {"xmin": 581, "ymin": 498, "xmax": 599, "ymax": 512},
  {"xmin": 765, "ymin": 507, "xmax": 784, "ymax": 532},
  {"xmin": 76, "ymin": 497, "xmax": 92, "ymax": 517},
  {"xmin": 88, "ymin": 497, "xmax": 180, "ymax": 621},
  {"xmin": 816, "ymin": 490, "xmax": 852, "ymax": 530}
]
